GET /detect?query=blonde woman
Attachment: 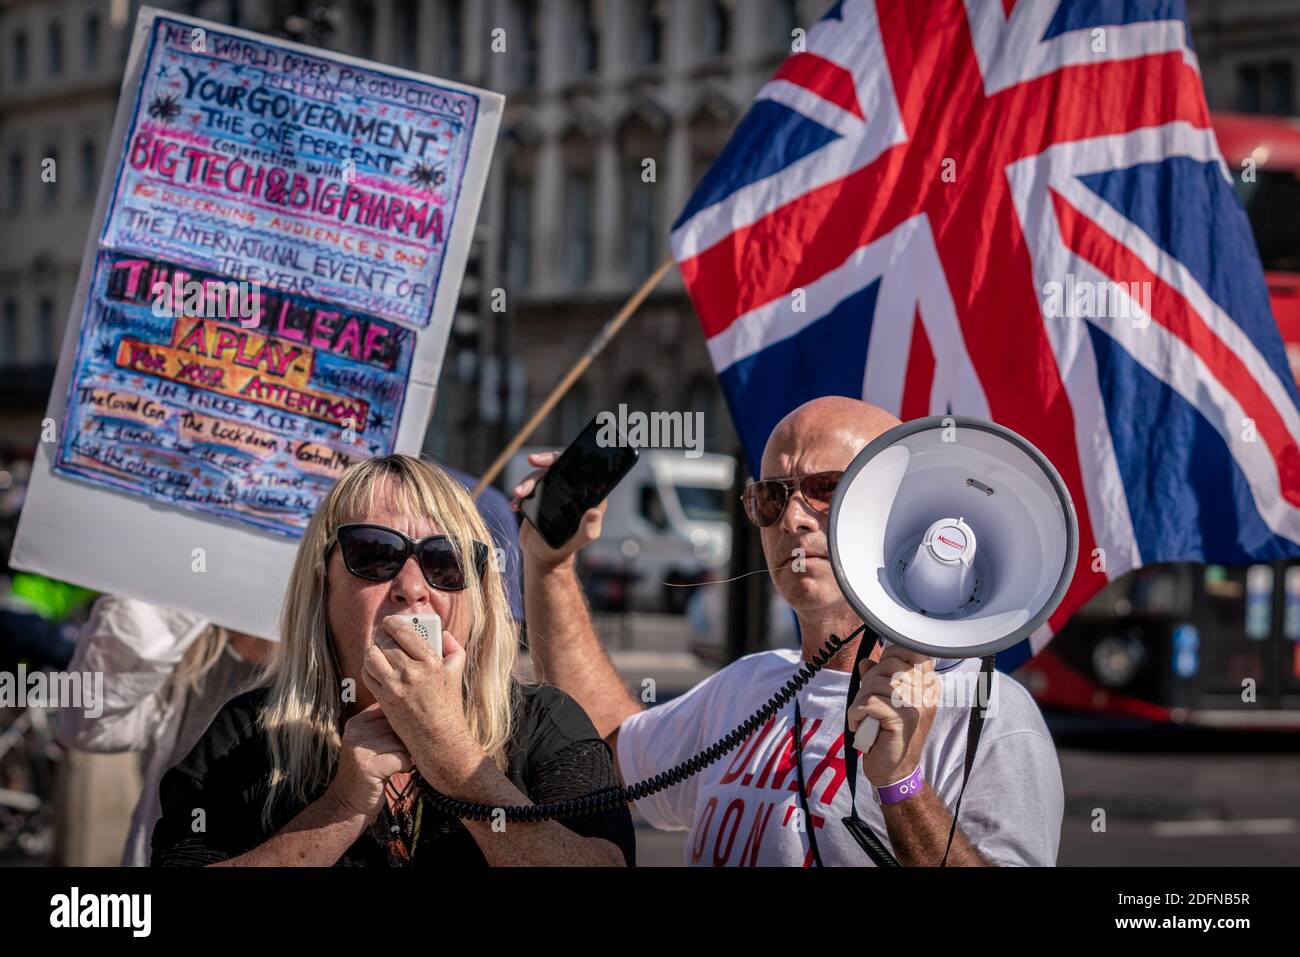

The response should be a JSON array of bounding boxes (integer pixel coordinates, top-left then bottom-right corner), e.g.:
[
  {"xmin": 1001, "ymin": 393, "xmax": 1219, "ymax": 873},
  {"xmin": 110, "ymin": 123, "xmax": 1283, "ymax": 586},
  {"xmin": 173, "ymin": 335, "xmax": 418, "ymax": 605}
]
[
  {"xmin": 57, "ymin": 596, "xmax": 272, "ymax": 866},
  {"xmin": 150, "ymin": 454, "xmax": 633, "ymax": 866}
]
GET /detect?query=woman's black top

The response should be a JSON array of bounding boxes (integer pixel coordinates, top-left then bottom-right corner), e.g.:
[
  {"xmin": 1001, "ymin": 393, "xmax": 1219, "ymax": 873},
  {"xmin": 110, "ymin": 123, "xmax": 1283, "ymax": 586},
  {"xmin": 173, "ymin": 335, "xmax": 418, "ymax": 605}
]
[{"xmin": 150, "ymin": 683, "xmax": 636, "ymax": 866}]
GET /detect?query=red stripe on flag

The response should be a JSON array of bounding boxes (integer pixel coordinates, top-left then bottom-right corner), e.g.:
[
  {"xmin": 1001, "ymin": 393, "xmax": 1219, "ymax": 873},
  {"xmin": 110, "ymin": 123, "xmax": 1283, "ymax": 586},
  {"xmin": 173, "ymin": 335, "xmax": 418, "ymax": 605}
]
[
  {"xmin": 900, "ymin": 310, "xmax": 935, "ymax": 420},
  {"xmin": 1051, "ymin": 188, "xmax": 1300, "ymax": 510},
  {"xmin": 771, "ymin": 53, "xmax": 865, "ymax": 120}
]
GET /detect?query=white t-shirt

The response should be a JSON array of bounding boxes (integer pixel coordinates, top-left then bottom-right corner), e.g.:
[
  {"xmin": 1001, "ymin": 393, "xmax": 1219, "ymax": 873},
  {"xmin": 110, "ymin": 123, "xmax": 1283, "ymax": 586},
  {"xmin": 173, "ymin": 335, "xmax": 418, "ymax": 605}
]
[{"xmin": 617, "ymin": 648, "xmax": 1063, "ymax": 866}]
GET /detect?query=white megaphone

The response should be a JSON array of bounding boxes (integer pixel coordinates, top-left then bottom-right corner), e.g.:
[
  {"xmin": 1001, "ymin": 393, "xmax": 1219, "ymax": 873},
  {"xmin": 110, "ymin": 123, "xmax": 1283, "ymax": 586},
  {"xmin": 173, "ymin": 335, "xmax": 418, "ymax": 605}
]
[{"xmin": 828, "ymin": 415, "xmax": 1078, "ymax": 754}]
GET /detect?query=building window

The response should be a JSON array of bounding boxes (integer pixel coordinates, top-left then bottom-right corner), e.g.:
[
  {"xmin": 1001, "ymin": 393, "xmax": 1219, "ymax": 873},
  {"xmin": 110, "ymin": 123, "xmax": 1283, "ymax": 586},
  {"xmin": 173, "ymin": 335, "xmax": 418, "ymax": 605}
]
[
  {"xmin": 565, "ymin": 170, "xmax": 593, "ymax": 287},
  {"xmin": 516, "ymin": 0, "xmax": 540, "ymax": 88},
  {"xmin": 504, "ymin": 171, "xmax": 533, "ymax": 290},
  {"xmin": 774, "ymin": 0, "xmax": 799, "ymax": 50},
  {"xmin": 6, "ymin": 152, "xmax": 23, "ymax": 212},
  {"xmin": 634, "ymin": 0, "xmax": 663, "ymax": 67},
  {"xmin": 443, "ymin": 0, "xmax": 464, "ymax": 76},
  {"xmin": 702, "ymin": 0, "xmax": 731, "ymax": 57},
  {"xmin": 1, "ymin": 299, "xmax": 18, "ymax": 365},
  {"xmin": 556, "ymin": 381, "xmax": 590, "ymax": 441},
  {"xmin": 14, "ymin": 30, "xmax": 28, "ymax": 83},
  {"xmin": 627, "ymin": 166, "xmax": 658, "ymax": 281},
  {"xmin": 1237, "ymin": 61, "xmax": 1294, "ymax": 115},
  {"xmin": 48, "ymin": 20, "xmax": 64, "ymax": 75},
  {"xmin": 44, "ymin": 146, "xmax": 58, "ymax": 206},
  {"xmin": 39, "ymin": 297, "xmax": 55, "ymax": 362},
  {"xmin": 85, "ymin": 12, "xmax": 100, "ymax": 69},
  {"xmin": 574, "ymin": 0, "xmax": 600, "ymax": 76},
  {"xmin": 395, "ymin": 0, "xmax": 418, "ymax": 68},
  {"xmin": 81, "ymin": 139, "xmax": 97, "ymax": 198},
  {"xmin": 354, "ymin": 1, "xmax": 375, "ymax": 58}
]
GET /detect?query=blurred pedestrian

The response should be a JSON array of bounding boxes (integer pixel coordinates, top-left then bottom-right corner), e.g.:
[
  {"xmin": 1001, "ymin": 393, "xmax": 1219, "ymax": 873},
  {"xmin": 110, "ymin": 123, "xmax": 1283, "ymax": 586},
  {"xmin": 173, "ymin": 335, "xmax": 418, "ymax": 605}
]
[{"xmin": 56, "ymin": 596, "xmax": 273, "ymax": 866}]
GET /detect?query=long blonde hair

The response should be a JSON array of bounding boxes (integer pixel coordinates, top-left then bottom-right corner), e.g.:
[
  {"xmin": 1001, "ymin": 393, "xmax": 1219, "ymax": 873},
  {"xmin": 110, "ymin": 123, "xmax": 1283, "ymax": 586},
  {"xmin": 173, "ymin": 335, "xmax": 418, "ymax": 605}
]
[
  {"xmin": 259, "ymin": 454, "xmax": 519, "ymax": 826},
  {"xmin": 167, "ymin": 625, "xmax": 267, "ymax": 700},
  {"xmin": 169, "ymin": 625, "xmax": 230, "ymax": 696}
]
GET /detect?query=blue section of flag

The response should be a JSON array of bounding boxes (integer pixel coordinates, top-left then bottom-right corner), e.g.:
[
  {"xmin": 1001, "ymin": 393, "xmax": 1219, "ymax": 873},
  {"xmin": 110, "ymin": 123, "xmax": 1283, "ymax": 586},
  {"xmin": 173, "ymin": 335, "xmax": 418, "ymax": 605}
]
[
  {"xmin": 718, "ymin": 280, "xmax": 880, "ymax": 476},
  {"xmin": 1042, "ymin": 0, "xmax": 1191, "ymax": 44},
  {"xmin": 995, "ymin": 639, "xmax": 1032, "ymax": 674},
  {"xmin": 1078, "ymin": 157, "xmax": 1298, "ymax": 404},
  {"xmin": 1087, "ymin": 321, "xmax": 1300, "ymax": 564},
  {"xmin": 672, "ymin": 100, "xmax": 841, "ymax": 232}
]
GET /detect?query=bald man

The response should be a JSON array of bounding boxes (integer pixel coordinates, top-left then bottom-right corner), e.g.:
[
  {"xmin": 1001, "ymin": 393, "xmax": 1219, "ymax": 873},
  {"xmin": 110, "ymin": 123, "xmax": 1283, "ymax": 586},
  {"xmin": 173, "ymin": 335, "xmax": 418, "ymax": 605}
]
[{"xmin": 516, "ymin": 397, "xmax": 1063, "ymax": 866}]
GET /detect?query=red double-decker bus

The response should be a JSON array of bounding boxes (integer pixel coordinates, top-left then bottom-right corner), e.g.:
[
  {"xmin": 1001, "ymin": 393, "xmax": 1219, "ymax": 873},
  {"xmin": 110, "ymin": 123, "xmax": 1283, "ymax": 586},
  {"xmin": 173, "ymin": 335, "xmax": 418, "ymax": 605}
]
[{"xmin": 1019, "ymin": 113, "xmax": 1300, "ymax": 729}]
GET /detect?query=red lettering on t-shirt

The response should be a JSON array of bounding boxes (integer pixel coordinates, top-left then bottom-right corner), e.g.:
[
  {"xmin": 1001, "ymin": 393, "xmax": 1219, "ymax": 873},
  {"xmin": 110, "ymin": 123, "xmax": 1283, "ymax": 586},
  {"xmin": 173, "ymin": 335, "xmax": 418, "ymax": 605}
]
[
  {"xmin": 802, "ymin": 814, "xmax": 827, "ymax": 868},
  {"xmin": 780, "ymin": 804, "xmax": 826, "ymax": 867},
  {"xmin": 805, "ymin": 732, "xmax": 847, "ymax": 806},
  {"xmin": 737, "ymin": 800, "xmax": 777, "ymax": 866},
  {"xmin": 769, "ymin": 717, "xmax": 821, "ymax": 792},
  {"xmin": 718, "ymin": 717, "xmax": 776, "ymax": 786},
  {"xmin": 691, "ymin": 797, "xmax": 718, "ymax": 865},
  {"xmin": 713, "ymin": 799, "xmax": 745, "ymax": 866},
  {"xmin": 754, "ymin": 727, "xmax": 794, "ymax": 789}
]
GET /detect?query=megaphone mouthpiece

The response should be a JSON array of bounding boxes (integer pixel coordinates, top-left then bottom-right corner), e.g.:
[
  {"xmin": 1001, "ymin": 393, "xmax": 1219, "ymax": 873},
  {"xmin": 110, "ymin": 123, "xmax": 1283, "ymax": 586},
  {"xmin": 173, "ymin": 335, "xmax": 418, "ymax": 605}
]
[{"xmin": 902, "ymin": 517, "xmax": 978, "ymax": 616}]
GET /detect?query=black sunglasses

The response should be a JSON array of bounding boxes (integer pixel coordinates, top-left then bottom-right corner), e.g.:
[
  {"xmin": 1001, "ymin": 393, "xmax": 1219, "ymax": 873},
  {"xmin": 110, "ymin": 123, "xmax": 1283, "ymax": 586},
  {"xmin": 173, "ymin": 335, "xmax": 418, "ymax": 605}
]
[
  {"xmin": 741, "ymin": 471, "xmax": 844, "ymax": 527},
  {"xmin": 328, "ymin": 523, "xmax": 490, "ymax": 592}
]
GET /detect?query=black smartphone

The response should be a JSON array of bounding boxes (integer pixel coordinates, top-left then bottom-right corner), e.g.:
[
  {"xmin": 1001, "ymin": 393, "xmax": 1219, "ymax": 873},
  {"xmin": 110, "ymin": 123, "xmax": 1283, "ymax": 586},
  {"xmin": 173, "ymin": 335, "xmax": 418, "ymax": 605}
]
[{"xmin": 520, "ymin": 414, "xmax": 639, "ymax": 549}]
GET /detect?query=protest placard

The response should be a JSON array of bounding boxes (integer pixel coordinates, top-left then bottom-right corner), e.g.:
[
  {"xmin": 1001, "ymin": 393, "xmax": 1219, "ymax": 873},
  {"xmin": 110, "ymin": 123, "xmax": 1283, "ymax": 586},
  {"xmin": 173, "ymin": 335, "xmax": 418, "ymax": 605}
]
[{"xmin": 11, "ymin": 8, "xmax": 502, "ymax": 638}]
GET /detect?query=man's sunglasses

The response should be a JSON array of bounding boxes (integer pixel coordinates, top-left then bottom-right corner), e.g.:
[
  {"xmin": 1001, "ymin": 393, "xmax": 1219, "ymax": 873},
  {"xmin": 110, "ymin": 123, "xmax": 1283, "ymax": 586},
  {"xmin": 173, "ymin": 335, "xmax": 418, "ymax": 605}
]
[
  {"xmin": 328, "ymin": 523, "xmax": 490, "ymax": 592},
  {"xmin": 741, "ymin": 471, "xmax": 844, "ymax": 528}
]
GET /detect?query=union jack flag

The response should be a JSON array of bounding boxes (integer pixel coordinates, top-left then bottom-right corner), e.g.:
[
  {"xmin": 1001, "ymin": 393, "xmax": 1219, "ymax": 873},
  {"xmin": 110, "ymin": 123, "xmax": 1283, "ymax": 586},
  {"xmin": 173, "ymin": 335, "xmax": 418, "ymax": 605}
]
[{"xmin": 672, "ymin": 0, "xmax": 1300, "ymax": 668}]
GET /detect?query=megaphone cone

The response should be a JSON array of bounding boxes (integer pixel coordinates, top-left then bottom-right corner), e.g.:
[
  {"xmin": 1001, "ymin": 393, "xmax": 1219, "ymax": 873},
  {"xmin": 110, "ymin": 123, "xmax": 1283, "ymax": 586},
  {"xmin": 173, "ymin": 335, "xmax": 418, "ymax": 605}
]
[{"xmin": 828, "ymin": 416, "xmax": 1078, "ymax": 751}]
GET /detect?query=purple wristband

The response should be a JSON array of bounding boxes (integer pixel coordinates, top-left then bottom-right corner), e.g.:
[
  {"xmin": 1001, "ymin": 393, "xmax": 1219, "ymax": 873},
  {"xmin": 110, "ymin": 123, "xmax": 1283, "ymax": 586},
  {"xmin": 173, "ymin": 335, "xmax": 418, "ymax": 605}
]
[{"xmin": 875, "ymin": 766, "xmax": 925, "ymax": 806}]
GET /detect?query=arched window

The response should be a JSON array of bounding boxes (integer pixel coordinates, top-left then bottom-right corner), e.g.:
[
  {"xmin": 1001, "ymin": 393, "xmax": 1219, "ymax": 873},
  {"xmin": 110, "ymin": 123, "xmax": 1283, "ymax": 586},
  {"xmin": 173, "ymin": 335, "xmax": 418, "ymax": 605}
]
[
  {"xmin": 561, "ymin": 130, "xmax": 597, "ymax": 288},
  {"xmin": 618, "ymin": 113, "xmax": 667, "ymax": 282}
]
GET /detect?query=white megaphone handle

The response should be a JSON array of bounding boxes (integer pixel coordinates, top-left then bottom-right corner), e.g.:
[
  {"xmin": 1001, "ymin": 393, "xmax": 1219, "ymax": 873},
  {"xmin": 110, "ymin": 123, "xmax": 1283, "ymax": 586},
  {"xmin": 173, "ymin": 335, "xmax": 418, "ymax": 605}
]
[
  {"xmin": 854, "ymin": 716, "xmax": 881, "ymax": 753},
  {"xmin": 852, "ymin": 638, "xmax": 888, "ymax": 753}
]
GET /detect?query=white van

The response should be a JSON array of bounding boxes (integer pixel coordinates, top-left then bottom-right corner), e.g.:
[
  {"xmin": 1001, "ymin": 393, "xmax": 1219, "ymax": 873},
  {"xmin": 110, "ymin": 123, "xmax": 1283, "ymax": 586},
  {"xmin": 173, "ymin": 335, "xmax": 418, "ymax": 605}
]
[{"xmin": 505, "ymin": 449, "xmax": 735, "ymax": 612}]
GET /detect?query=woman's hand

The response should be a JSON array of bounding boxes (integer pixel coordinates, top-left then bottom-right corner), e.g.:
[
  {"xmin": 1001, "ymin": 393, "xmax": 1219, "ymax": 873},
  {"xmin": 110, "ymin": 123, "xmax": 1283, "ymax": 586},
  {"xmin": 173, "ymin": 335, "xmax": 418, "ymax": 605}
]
[
  {"xmin": 327, "ymin": 703, "xmax": 414, "ymax": 820},
  {"xmin": 362, "ymin": 616, "xmax": 486, "ymax": 792},
  {"xmin": 510, "ymin": 450, "xmax": 607, "ymax": 570}
]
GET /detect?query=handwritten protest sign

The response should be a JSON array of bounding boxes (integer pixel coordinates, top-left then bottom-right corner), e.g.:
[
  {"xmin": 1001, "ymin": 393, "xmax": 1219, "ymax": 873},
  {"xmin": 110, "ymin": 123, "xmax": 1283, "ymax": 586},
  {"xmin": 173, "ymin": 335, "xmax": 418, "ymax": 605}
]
[
  {"xmin": 12, "ymin": 9, "xmax": 502, "ymax": 637},
  {"xmin": 101, "ymin": 19, "xmax": 479, "ymax": 327},
  {"xmin": 53, "ymin": 252, "xmax": 416, "ymax": 536}
]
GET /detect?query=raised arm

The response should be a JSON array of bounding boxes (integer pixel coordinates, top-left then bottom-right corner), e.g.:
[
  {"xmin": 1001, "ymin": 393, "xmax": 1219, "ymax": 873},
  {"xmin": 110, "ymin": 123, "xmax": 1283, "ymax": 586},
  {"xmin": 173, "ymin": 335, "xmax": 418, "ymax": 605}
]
[{"xmin": 511, "ymin": 452, "xmax": 641, "ymax": 745}]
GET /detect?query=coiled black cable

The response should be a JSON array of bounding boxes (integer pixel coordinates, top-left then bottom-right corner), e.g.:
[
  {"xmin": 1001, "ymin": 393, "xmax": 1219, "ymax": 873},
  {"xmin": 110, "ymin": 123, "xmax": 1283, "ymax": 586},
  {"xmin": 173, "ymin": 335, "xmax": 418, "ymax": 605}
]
[{"xmin": 419, "ymin": 626, "xmax": 863, "ymax": 822}]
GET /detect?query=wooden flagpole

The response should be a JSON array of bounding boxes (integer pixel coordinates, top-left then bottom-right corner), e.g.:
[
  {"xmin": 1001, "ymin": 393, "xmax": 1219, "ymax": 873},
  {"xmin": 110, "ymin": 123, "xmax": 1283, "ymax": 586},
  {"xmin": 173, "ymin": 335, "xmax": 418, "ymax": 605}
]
[{"xmin": 473, "ymin": 255, "xmax": 676, "ymax": 497}]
